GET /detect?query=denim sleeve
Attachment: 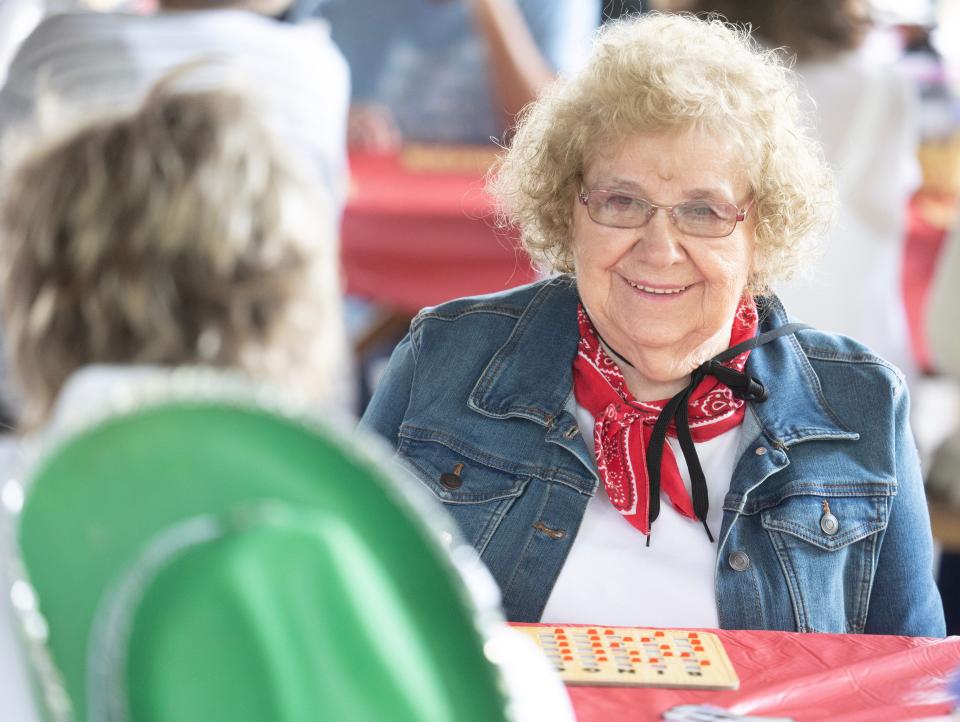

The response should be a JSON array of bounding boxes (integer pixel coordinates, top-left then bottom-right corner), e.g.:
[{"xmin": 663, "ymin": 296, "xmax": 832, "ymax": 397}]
[
  {"xmin": 865, "ymin": 378, "xmax": 946, "ymax": 637},
  {"xmin": 358, "ymin": 329, "xmax": 418, "ymax": 450},
  {"xmin": 518, "ymin": 0, "xmax": 600, "ymax": 74}
]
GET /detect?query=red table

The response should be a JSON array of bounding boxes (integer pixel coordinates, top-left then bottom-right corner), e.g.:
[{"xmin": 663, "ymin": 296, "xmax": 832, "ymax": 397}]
[
  {"xmin": 341, "ymin": 150, "xmax": 537, "ymax": 314},
  {"xmin": 555, "ymin": 628, "xmax": 960, "ymax": 722}
]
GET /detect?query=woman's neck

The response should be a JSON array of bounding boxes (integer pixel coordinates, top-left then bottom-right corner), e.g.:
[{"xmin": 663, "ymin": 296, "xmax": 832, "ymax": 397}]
[
  {"xmin": 619, "ymin": 364, "xmax": 690, "ymax": 401},
  {"xmin": 603, "ymin": 327, "xmax": 731, "ymax": 402}
]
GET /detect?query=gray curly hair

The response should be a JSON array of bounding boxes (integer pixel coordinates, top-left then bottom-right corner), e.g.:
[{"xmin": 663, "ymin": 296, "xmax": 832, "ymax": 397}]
[
  {"xmin": 0, "ymin": 83, "xmax": 344, "ymax": 429},
  {"xmin": 489, "ymin": 12, "xmax": 835, "ymax": 293}
]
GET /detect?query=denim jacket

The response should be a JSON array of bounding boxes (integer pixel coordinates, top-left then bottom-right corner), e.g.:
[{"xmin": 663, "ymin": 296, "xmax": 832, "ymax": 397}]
[{"xmin": 361, "ymin": 276, "xmax": 945, "ymax": 636}]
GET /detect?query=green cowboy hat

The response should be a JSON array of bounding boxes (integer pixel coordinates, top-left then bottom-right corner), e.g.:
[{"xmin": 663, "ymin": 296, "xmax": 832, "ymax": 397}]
[{"xmin": 4, "ymin": 368, "xmax": 572, "ymax": 722}]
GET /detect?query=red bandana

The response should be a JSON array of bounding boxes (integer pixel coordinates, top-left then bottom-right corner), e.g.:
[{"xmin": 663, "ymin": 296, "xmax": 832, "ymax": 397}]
[{"xmin": 572, "ymin": 297, "xmax": 759, "ymax": 535}]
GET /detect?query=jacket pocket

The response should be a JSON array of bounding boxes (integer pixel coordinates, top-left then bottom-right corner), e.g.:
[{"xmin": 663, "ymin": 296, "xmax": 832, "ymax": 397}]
[
  {"xmin": 396, "ymin": 435, "xmax": 531, "ymax": 553},
  {"xmin": 760, "ymin": 492, "xmax": 889, "ymax": 633}
]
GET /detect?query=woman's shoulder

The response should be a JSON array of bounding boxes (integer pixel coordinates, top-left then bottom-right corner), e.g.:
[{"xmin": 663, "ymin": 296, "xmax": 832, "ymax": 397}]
[
  {"xmin": 762, "ymin": 295, "xmax": 907, "ymax": 391},
  {"xmin": 793, "ymin": 326, "xmax": 905, "ymax": 385},
  {"xmin": 402, "ymin": 276, "xmax": 580, "ymax": 384},
  {"xmin": 411, "ymin": 276, "xmax": 575, "ymax": 329}
]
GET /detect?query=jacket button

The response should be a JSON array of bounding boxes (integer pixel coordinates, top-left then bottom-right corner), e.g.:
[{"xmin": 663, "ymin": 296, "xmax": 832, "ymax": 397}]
[
  {"xmin": 440, "ymin": 462, "xmax": 464, "ymax": 490},
  {"xmin": 754, "ymin": 447, "xmax": 767, "ymax": 456},
  {"xmin": 820, "ymin": 513, "xmax": 839, "ymax": 535},
  {"xmin": 563, "ymin": 425, "xmax": 579, "ymax": 439},
  {"xmin": 728, "ymin": 551, "xmax": 751, "ymax": 572},
  {"xmin": 533, "ymin": 521, "xmax": 566, "ymax": 540}
]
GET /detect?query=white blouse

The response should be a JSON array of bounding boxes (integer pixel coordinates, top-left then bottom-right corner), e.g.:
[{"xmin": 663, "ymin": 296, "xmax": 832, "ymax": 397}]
[{"xmin": 540, "ymin": 403, "xmax": 742, "ymax": 628}]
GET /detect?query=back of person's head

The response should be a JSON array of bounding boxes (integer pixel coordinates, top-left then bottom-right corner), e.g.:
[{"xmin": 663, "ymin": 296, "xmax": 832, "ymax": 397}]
[
  {"xmin": 0, "ymin": 81, "xmax": 344, "ymax": 430},
  {"xmin": 678, "ymin": 0, "xmax": 870, "ymax": 59}
]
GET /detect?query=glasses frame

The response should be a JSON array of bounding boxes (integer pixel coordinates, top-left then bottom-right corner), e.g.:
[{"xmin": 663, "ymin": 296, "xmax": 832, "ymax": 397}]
[{"xmin": 577, "ymin": 185, "xmax": 753, "ymax": 238}]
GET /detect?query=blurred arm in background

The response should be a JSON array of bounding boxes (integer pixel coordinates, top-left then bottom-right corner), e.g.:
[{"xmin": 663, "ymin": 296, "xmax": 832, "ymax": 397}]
[{"xmin": 334, "ymin": 0, "xmax": 598, "ymax": 151}]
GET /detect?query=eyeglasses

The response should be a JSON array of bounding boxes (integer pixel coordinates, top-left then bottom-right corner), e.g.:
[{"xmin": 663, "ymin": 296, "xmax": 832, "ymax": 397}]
[{"xmin": 578, "ymin": 186, "xmax": 752, "ymax": 238}]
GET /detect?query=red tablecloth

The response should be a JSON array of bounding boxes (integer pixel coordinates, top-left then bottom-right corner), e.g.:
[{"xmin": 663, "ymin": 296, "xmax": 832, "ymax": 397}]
[
  {"xmin": 548, "ymin": 627, "xmax": 960, "ymax": 722},
  {"xmin": 341, "ymin": 152, "xmax": 537, "ymax": 313}
]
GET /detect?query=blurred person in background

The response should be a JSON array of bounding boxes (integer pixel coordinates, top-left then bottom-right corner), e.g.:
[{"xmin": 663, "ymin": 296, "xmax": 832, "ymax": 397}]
[
  {"xmin": 895, "ymin": 14, "xmax": 957, "ymax": 141},
  {"xmin": 666, "ymin": 0, "xmax": 920, "ymax": 383},
  {"xmin": 0, "ymin": 83, "xmax": 348, "ymax": 720},
  {"xmin": 360, "ymin": 13, "xmax": 944, "ymax": 636},
  {"xmin": 0, "ymin": 0, "xmax": 349, "ymax": 207},
  {"xmin": 0, "ymin": 0, "xmax": 351, "ymax": 419},
  {"xmin": 321, "ymin": 0, "xmax": 600, "ymax": 150}
]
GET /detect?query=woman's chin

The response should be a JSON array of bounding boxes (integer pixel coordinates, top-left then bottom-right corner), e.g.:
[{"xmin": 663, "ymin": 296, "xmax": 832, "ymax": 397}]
[
  {"xmin": 616, "ymin": 327, "xmax": 728, "ymax": 376},
  {"xmin": 613, "ymin": 328, "xmax": 690, "ymax": 357}
]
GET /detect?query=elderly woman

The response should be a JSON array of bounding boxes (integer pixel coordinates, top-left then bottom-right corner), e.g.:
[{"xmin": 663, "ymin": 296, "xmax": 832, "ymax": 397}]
[
  {"xmin": 0, "ymin": 83, "xmax": 346, "ymax": 722},
  {"xmin": 360, "ymin": 13, "xmax": 945, "ymax": 637}
]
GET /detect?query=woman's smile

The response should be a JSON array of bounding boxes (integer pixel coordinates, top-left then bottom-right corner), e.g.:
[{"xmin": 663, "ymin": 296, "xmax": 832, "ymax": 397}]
[{"xmin": 621, "ymin": 274, "xmax": 695, "ymax": 299}]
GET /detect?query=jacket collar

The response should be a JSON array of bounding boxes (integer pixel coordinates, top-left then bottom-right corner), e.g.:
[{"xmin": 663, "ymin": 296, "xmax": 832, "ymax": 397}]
[
  {"xmin": 468, "ymin": 277, "xmax": 580, "ymax": 427},
  {"xmin": 468, "ymin": 276, "xmax": 857, "ymax": 446},
  {"xmin": 745, "ymin": 295, "xmax": 858, "ymax": 447}
]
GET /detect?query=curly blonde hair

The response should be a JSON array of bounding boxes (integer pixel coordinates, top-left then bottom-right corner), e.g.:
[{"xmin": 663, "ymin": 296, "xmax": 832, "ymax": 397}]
[
  {"xmin": 490, "ymin": 12, "xmax": 835, "ymax": 292},
  {"xmin": 0, "ymin": 83, "xmax": 344, "ymax": 429}
]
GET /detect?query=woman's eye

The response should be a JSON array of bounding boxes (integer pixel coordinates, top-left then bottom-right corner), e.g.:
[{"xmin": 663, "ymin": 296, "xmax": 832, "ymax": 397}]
[
  {"xmin": 605, "ymin": 195, "xmax": 636, "ymax": 210},
  {"xmin": 684, "ymin": 203, "xmax": 720, "ymax": 218}
]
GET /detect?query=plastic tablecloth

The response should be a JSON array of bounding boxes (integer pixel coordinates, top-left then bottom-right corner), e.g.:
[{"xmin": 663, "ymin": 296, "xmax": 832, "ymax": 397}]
[
  {"xmin": 541, "ymin": 627, "xmax": 960, "ymax": 722},
  {"xmin": 341, "ymin": 151, "xmax": 537, "ymax": 313}
]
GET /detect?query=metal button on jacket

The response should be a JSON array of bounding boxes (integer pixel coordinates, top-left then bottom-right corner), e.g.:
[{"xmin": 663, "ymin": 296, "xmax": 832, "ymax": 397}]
[
  {"xmin": 728, "ymin": 551, "xmax": 751, "ymax": 572},
  {"xmin": 440, "ymin": 462, "xmax": 465, "ymax": 490},
  {"xmin": 819, "ymin": 500, "xmax": 839, "ymax": 535},
  {"xmin": 820, "ymin": 512, "xmax": 840, "ymax": 536},
  {"xmin": 533, "ymin": 521, "xmax": 566, "ymax": 540}
]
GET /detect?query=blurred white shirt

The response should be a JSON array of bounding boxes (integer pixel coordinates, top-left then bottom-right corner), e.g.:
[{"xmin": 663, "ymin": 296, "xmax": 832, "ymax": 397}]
[
  {"xmin": 775, "ymin": 49, "xmax": 920, "ymax": 381},
  {"xmin": 0, "ymin": 8, "xmax": 349, "ymax": 205},
  {"xmin": 0, "ymin": 0, "xmax": 44, "ymax": 87}
]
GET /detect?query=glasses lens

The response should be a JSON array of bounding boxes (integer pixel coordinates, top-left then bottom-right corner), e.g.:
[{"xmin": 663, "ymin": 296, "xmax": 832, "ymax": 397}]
[
  {"xmin": 674, "ymin": 201, "xmax": 738, "ymax": 237},
  {"xmin": 588, "ymin": 191, "xmax": 652, "ymax": 228}
]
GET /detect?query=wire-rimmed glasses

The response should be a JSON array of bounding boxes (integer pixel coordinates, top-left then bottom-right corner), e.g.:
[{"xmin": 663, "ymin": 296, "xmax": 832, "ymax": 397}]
[{"xmin": 578, "ymin": 186, "xmax": 752, "ymax": 238}]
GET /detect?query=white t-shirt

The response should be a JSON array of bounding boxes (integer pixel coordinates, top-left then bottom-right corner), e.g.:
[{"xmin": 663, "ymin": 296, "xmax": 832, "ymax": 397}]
[
  {"xmin": 774, "ymin": 50, "xmax": 919, "ymax": 381},
  {"xmin": 0, "ymin": 9, "xmax": 349, "ymax": 206},
  {"xmin": 540, "ymin": 403, "xmax": 742, "ymax": 628}
]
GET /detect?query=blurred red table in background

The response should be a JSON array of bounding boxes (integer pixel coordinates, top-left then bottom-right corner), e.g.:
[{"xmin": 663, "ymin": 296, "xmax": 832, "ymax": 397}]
[
  {"xmin": 341, "ymin": 149, "xmax": 537, "ymax": 315},
  {"xmin": 551, "ymin": 627, "xmax": 960, "ymax": 722}
]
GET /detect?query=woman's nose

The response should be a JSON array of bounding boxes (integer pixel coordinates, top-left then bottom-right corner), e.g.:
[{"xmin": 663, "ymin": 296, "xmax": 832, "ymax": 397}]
[{"xmin": 631, "ymin": 209, "xmax": 685, "ymax": 266}]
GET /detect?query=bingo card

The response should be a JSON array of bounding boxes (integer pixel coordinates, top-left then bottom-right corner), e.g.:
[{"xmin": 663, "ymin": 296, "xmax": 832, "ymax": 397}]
[{"xmin": 519, "ymin": 625, "xmax": 740, "ymax": 689}]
